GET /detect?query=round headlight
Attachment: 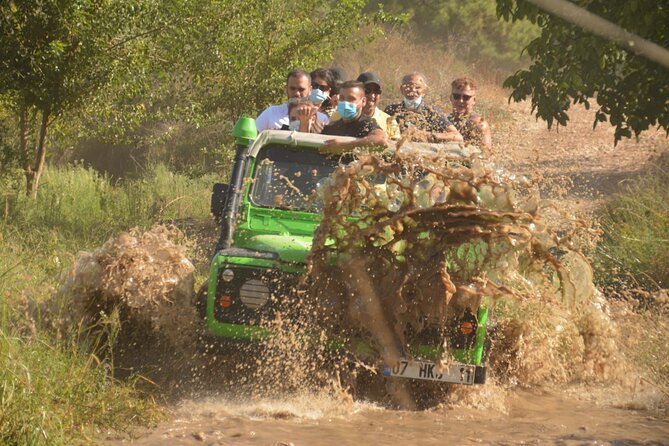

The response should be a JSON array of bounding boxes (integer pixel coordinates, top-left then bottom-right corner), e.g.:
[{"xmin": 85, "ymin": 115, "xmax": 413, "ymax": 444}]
[{"xmin": 221, "ymin": 268, "xmax": 235, "ymax": 282}]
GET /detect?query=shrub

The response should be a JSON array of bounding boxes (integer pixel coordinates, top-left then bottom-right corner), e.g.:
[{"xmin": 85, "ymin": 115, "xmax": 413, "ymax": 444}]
[{"xmin": 594, "ymin": 154, "xmax": 669, "ymax": 293}]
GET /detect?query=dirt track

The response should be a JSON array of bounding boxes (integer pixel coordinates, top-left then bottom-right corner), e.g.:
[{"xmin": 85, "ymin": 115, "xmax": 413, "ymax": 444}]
[
  {"xmin": 492, "ymin": 99, "xmax": 667, "ymax": 202},
  {"xmin": 103, "ymin": 103, "xmax": 669, "ymax": 446}
]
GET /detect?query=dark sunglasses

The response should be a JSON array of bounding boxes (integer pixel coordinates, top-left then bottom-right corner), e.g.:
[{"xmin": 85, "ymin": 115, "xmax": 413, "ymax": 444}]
[
  {"xmin": 452, "ymin": 93, "xmax": 473, "ymax": 101},
  {"xmin": 312, "ymin": 83, "xmax": 330, "ymax": 92},
  {"xmin": 364, "ymin": 86, "xmax": 382, "ymax": 95}
]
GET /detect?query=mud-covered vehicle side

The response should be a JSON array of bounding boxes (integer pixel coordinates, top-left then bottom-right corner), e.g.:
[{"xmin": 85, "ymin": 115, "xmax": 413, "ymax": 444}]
[{"xmin": 199, "ymin": 118, "xmax": 491, "ymax": 386}]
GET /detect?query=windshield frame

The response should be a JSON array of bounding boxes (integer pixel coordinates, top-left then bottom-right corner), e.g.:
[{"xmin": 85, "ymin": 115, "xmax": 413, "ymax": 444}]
[{"xmin": 248, "ymin": 143, "xmax": 341, "ymax": 213}]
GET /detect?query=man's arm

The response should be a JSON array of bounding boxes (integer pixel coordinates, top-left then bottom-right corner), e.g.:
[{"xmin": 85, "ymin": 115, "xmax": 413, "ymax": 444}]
[
  {"xmin": 408, "ymin": 126, "xmax": 463, "ymax": 143},
  {"xmin": 426, "ymin": 107, "xmax": 464, "ymax": 142},
  {"xmin": 320, "ymin": 128, "xmax": 388, "ymax": 154},
  {"xmin": 295, "ymin": 103, "xmax": 316, "ymax": 132},
  {"xmin": 432, "ymin": 125, "xmax": 464, "ymax": 143}
]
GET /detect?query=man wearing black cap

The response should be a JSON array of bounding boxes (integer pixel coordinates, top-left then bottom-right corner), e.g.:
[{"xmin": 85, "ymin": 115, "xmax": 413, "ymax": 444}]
[
  {"xmin": 320, "ymin": 80, "xmax": 387, "ymax": 154},
  {"xmin": 356, "ymin": 72, "xmax": 400, "ymax": 140}
]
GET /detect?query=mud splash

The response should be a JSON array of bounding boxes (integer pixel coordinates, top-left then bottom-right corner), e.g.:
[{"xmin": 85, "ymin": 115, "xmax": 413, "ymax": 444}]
[
  {"xmin": 59, "ymin": 225, "xmax": 203, "ymax": 387},
  {"xmin": 60, "ymin": 146, "xmax": 663, "ymax": 418},
  {"xmin": 299, "ymin": 143, "xmax": 622, "ymax": 396}
]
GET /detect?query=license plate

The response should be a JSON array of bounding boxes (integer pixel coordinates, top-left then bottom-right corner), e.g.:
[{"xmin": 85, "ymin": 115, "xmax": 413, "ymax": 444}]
[{"xmin": 382, "ymin": 359, "xmax": 476, "ymax": 385}]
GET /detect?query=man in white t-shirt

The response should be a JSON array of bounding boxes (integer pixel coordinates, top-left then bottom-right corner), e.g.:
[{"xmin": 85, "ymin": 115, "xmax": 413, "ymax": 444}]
[{"xmin": 256, "ymin": 69, "xmax": 329, "ymax": 132}]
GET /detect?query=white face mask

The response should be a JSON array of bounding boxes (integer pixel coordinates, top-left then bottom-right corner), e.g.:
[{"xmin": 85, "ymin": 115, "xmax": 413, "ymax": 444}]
[
  {"xmin": 288, "ymin": 120, "xmax": 301, "ymax": 131},
  {"xmin": 403, "ymin": 95, "xmax": 423, "ymax": 110}
]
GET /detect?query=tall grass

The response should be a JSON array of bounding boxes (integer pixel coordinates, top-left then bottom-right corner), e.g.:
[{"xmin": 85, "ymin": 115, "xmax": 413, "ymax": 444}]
[
  {"xmin": 3, "ymin": 164, "xmax": 216, "ymax": 244},
  {"xmin": 0, "ymin": 163, "xmax": 217, "ymax": 444},
  {"xmin": 592, "ymin": 155, "xmax": 668, "ymax": 394},
  {"xmin": 594, "ymin": 154, "xmax": 669, "ymax": 293},
  {"xmin": 0, "ymin": 331, "xmax": 159, "ymax": 445}
]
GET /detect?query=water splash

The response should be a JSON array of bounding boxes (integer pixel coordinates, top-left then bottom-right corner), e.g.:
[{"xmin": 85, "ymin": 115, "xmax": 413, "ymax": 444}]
[{"xmin": 56, "ymin": 149, "xmax": 661, "ymax": 413}]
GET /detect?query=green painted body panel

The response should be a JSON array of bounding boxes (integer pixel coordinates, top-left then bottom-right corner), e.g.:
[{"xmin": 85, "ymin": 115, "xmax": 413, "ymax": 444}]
[
  {"xmin": 204, "ymin": 133, "xmax": 492, "ymax": 372},
  {"xmin": 236, "ymin": 232, "xmax": 314, "ymax": 264},
  {"xmin": 207, "ymin": 321, "xmax": 270, "ymax": 341}
]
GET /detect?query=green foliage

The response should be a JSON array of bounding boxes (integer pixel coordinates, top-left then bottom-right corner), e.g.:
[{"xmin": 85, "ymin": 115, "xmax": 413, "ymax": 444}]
[
  {"xmin": 0, "ymin": 0, "xmax": 162, "ymax": 193},
  {"xmin": 3, "ymin": 164, "xmax": 215, "ymax": 243},
  {"xmin": 0, "ymin": 100, "xmax": 19, "ymax": 170},
  {"xmin": 497, "ymin": 0, "xmax": 669, "ymax": 143},
  {"xmin": 160, "ymin": 0, "xmax": 373, "ymax": 118},
  {"xmin": 0, "ymin": 330, "xmax": 159, "ymax": 446},
  {"xmin": 594, "ymin": 156, "xmax": 669, "ymax": 291},
  {"xmin": 68, "ymin": 0, "xmax": 378, "ymax": 145},
  {"xmin": 1, "ymin": 0, "xmax": 383, "ymax": 183},
  {"xmin": 372, "ymin": 0, "xmax": 538, "ymax": 70},
  {"xmin": 0, "ymin": 0, "xmax": 153, "ymax": 113}
]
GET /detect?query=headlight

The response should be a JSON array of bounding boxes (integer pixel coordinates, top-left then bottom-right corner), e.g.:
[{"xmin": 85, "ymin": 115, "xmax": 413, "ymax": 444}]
[
  {"xmin": 239, "ymin": 279, "xmax": 270, "ymax": 309},
  {"xmin": 221, "ymin": 268, "xmax": 235, "ymax": 282}
]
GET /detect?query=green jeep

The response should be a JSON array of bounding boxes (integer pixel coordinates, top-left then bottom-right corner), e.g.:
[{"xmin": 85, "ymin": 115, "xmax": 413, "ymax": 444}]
[{"xmin": 198, "ymin": 118, "xmax": 491, "ymax": 387}]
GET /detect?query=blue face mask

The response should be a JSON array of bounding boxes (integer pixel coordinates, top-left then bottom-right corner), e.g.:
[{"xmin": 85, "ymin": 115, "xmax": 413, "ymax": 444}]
[
  {"xmin": 309, "ymin": 88, "xmax": 329, "ymax": 105},
  {"xmin": 403, "ymin": 95, "xmax": 423, "ymax": 110},
  {"xmin": 337, "ymin": 101, "xmax": 358, "ymax": 120}
]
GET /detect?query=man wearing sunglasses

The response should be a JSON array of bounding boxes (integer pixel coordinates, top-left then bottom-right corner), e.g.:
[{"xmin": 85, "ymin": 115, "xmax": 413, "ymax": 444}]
[
  {"xmin": 256, "ymin": 68, "xmax": 330, "ymax": 132},
  {"xmin": 355, "ymin": 72, "xmax": 401, "ymax": 140},
  {"xmin": 385, "ymin": 72, "xmax": 462, "ymax": 143},
  {"xmin": 447, "ymin": 77, "xmax": 492, "ymax": 150}
]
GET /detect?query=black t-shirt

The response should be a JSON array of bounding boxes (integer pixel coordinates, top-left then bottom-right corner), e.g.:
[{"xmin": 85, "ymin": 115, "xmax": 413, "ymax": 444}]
[
  {"xmin": 384, "ymin": 101, "xmax": 452, "ymax": 133},
  {"xmin": 321, "ymin": 114, "xmax": 381, "ymax": 138}
]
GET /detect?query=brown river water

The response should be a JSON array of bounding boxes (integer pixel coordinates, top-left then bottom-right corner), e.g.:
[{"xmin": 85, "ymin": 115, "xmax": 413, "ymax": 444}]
[
  {"xmin": 61, "ymin": 103, "xmax": 668, "ymax": 445},
  {"xmin": 103, "ymin": 385, "xmax": 668, "ymax": 445}
]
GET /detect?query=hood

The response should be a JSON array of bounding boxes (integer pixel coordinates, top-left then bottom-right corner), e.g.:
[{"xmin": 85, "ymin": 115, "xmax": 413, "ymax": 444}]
[{"xmin": 243, "ymin": 234, "xmax": 313, "ymax": 264}]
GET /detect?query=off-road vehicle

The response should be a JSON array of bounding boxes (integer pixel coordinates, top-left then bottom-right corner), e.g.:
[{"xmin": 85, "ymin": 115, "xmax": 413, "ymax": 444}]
[{"xmin": 198, "ymin": 117, "xmax": 492, "ymax": 386}]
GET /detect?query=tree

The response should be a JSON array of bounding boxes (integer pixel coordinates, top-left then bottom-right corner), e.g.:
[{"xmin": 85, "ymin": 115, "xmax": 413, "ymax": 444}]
[
  {"xmin": 1, "ymin": 0, "xmax": 386, "ymax": 188},
  {"xmin": 372, "ymin": 0, "xmax": 539, "ymax": 70},
  {"xmin": 497, "ymin": 0, "xmax": 669, "ymax": 143},
  {"xmin": 145, "ymin": 0, "xmax": 378, "ymax": 120},
  {"xmin": 67, "ymin": 0, "xmax": 384, "ymax": 173},
  {"xmin": 0, "ymin": 0, "xmax": 157, "ymax": 196}
]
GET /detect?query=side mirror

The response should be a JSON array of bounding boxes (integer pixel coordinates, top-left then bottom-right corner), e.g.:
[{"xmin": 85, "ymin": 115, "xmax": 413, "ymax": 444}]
[{"xmin": 211, "ymin": 183, "xmax": 229, "ymax": 223}]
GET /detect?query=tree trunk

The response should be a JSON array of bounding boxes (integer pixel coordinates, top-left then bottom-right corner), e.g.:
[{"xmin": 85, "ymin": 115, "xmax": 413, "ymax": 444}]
[
  {"xmin": 27, "ymin": 108, "xmax": 50, "ymax": 198},
  {"xmin": 19, "ymin": 106, "xmax": 34, "ymax": 196}
]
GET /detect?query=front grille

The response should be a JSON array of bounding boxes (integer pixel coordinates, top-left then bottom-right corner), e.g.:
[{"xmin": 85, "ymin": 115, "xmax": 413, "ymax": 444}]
[
  {"xmin": 404, "ymin": 309, "xmax": 479, "ymax": 354},
  {"xmin": 213, "ymin": 265, "xmax": 299, "ymax": 324},
  {"xmin": 239, "ymin": 279, "xmax": 271, "ymax": 309}
]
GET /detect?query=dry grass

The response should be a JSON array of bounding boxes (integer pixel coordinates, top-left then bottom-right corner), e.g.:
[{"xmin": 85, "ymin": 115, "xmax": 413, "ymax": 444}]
[{"xmin": 333, "ymin": 28, "xmax": 511, "ymax": 119}]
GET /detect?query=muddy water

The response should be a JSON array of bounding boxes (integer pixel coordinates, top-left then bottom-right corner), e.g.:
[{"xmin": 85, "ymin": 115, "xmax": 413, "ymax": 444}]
[
  {"xmin": 90, "ymin": 177, "xmax": 668, "ymax": 445},
  {"xmin": 105, "ymin": 385, "xmax": 669, "ymax": 445}
]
